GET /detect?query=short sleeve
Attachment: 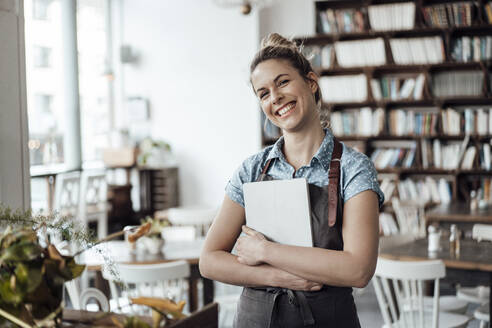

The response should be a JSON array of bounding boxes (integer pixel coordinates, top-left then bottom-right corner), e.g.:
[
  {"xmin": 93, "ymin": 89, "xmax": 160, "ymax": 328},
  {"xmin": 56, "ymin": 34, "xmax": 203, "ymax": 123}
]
[
  {"xmin": 342, "ymin": 149, "xmax": 385, "ymax": 208},
  {"xmin": 225, "ymin": 154, "xmax": 263, "ymax": 208},
  {"xmin": 225, "ymin": 166, "xmax": 246, "ymax": 207}
]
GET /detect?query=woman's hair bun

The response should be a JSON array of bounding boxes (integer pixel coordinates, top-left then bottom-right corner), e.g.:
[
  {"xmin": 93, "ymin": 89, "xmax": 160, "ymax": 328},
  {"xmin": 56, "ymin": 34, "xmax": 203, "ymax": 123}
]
[{"xmin": 260, "ymin": 33, "xmax": 298, "ymax": 51}]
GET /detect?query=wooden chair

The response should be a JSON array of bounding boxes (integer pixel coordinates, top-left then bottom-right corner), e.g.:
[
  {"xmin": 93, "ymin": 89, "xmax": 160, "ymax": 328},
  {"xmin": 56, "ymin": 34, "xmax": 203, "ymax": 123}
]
[
  {"xmin": 372, "ymin": 257, "xmax": 470, "ymax": 328},
  {"xmin": 456, "ymin": 224, "xmax": 491, "ymax": 306},
  {"xmin": 102, "ymin": 260, "xmax": 190, "ymax": 315},
  {"xmin": 79, "ymin": 169, "xmax": 108, "ymax": 240}
]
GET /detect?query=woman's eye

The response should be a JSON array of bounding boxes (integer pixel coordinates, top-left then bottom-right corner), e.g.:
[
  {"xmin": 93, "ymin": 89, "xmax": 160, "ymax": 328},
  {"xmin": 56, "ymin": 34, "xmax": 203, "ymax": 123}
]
[
  {"xmin": 279, "ymin": 80, "xmax": 289, "ymax": 86},
  {"xmin": 259, "ymin": 92, "xmax": 268, "ymax": 99}
]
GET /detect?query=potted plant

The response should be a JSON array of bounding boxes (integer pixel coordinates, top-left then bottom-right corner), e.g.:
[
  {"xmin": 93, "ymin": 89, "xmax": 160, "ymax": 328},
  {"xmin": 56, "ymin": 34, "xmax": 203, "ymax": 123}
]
[
  {"xmin": 0, "ymin": 207, "xmax": 88, "ymax": 327},
  {"xmin": 139, "ymin": 216, "xmax": 169, "ymax": 255}
]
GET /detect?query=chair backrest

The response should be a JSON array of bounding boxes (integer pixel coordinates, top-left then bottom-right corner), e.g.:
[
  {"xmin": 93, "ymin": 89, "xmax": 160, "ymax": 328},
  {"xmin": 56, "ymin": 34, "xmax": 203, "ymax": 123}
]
[
  {"xmin": 79, "ymin": 169, "xmax": 108, "ymax": 239},
  {"xmin": 167, "ymin": 206, "xmax": 217, "ymax": 237},
  {"xmin": 79, "ymin": 288, "xmax": 110, "ymax": 312},
  {"xmin": 372, "ymin": 257, "xmax": 446, "ymax": 328},
  {"xmin": 54, "ymin": 171, "xmax": 81, "ymax": 217},
  {"xmin": 391, "ymin": 198, "xmax": 426, "ymax": 238},
  {"xmin": 102, "ymin": 260, "xmax": 190, "ymax": 314},
  {"xmin": 472, "ymin": 224, "xmax": 492, "ymax": 242}
]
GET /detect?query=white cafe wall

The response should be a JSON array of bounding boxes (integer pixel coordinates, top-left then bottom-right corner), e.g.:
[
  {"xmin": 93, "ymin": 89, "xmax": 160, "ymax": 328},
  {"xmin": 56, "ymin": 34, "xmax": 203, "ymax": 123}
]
[
  {"xmin": 117, "ymin": 0, "xmax": 315, "ymax": 207},
  {"xmin": 0, "ymin": 0, "xmax": 316, "ymax": 209}
]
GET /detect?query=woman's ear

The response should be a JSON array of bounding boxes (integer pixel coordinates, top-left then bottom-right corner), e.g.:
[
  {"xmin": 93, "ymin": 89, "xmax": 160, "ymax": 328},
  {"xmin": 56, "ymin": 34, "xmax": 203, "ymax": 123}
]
[{"xmin": 307, "ymin": 71, "xmax": 319, "ymax": 94}]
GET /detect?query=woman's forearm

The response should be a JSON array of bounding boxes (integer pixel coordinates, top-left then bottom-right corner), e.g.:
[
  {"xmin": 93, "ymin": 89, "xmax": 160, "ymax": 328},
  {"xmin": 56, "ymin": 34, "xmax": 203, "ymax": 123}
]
[
  {"xmin": 199, "ymin": 250, "xmax": 277, "ymax": 287},
  {"xmin": 199, "ymin": 250, "xmax": 323, "ymax": 290},
  {"xmin": 260, "ymin": 242, "xmax": 374, "ymax": 288}
]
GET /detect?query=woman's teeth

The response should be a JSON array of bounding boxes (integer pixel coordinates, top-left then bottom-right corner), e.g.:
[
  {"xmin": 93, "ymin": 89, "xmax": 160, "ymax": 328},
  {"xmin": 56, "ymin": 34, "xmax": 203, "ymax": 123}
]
[{"xmin": 278, "ymin": 102, "xmax": 295, "ymax": 116}]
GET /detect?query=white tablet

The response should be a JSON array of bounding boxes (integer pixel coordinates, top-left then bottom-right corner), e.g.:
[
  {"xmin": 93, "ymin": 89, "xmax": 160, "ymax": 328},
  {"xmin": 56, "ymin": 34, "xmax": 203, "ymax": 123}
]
[{"xmin": 243, "ymin": 178, "xmax": 313, "ymax": 247}]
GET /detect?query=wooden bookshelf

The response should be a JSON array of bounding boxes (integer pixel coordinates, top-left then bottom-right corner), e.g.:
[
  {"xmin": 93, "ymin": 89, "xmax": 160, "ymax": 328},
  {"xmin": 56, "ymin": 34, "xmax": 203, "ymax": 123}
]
[{"xmin": 261, "ymin": 0, "xmax": 492, "ymax": 206}]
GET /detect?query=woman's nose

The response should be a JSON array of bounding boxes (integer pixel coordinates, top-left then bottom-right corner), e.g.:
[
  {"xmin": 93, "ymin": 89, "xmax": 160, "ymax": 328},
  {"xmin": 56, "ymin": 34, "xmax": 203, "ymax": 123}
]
[{"xmin": 271, "ymin": 89, "xmax": 284, "ymax": 105}]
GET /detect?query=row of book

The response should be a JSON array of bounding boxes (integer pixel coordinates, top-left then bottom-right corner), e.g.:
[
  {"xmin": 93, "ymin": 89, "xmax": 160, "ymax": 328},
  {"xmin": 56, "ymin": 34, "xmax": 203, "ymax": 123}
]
[
  {"xmin": 334, "ymin": 38, "xmax": 386, "ymax": 67},
  {"xmin": 431, "ymin": 71, "xmax": 483, "ymax": 97},
  {"xmin": 421, "ymin": 136, "xmax": 476, "ymax": 169},
  {"xmin": 329, "ymin": 107, "xmax": 385, "ymax": 137},
  {"xmin": 451, "ymin": 36, "xmax": 492, "ymax": 62},
  {"xmin": 303, "ymin": 44, "xmax": 333, "ymax": 69},
  {"xmin": 442, "ymin": 107, "xmax": 492, "ymax": 136},
  {"xmin": 371, "ymin": 74, "xmax": 425, "ymax": 101},
  {"xmin": 398, "ymin": 177, "xmax": 452, "ymax": 204},
  {"xmin": 319, "ymin": 74, "xmax": 367, "ymax": 103},
  {"xmin": 388, "ymin": 109, "xmax": 439, "ymax": 136},
  {"xmin": 317, "ymin": 8, "xmax": 365, "ymax": 34},
  {"xmin": 320, "ymin": 71, "xmax": 486, "ymax": 103},
  {"xmin": 368, "ymin": 2, "xmax": 415, "ymax": 32},
  {"xmin": 475, "ymin": 177, "xmax": 492, "ymax": 202},
  {"xmin": 422, "ymin": 2, "xmax": 475, "ymax": 28},
  {"xmin": 389, "ymin": 36, "xmax": 444, "ymax": 65},
  {"xmin": 370, "ymin": 142, "xmax": 417, "ymax": 169}
]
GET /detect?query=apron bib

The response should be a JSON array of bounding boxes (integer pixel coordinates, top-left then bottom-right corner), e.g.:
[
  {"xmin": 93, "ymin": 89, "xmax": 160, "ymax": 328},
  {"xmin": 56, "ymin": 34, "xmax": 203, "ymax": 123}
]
[{"xmin": 234, "ymin": 138, "xmax": 361, "ymax": 328}]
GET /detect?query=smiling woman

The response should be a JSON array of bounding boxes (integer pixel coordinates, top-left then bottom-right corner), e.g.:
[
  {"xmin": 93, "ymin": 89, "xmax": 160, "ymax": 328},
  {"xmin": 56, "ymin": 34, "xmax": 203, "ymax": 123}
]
[{"xmin": 199, "ymin": 33, "xmax": 384, "ymax": 328}]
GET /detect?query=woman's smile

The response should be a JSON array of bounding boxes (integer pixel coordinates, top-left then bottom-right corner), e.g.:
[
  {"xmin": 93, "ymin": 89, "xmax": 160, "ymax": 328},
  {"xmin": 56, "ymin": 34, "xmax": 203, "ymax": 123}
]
[{"xmin": 276, "ymin": 101, "xmax": 296, "ymax": 117}]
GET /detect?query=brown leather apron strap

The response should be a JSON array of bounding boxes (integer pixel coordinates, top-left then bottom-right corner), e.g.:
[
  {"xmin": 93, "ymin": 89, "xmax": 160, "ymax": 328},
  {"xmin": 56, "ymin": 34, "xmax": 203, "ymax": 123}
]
[
  {"xmin": 257, "ymin": 158, "xmax": 274, "ymax": 181},
  {"xmin": 327, "ymin": 139, "xmax": 342, "ymax": 227}
]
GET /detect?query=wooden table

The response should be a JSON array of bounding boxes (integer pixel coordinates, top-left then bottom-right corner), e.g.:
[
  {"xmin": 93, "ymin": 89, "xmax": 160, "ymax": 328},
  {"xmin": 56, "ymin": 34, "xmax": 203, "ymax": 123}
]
[
  {"xmin": 380, "ymin": 237, "xmax": 492, "ymax": 318},
  {"xmin": 62, "ymin": 302, "xmax": 218, "ymax": 327},
  {"xmin": 425, "ymin": 203, "xmax": 492, "ymax": 224},
  {"xmin": 78, "ymin": 239, "xmax": 213, "ymax": 312}
]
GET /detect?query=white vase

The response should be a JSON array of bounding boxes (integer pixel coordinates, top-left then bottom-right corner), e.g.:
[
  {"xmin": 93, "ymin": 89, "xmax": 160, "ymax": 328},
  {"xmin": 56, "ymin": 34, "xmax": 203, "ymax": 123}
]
[{"xmin": 141, "ymin": 236, "xmax": 164, "ymax": 254}]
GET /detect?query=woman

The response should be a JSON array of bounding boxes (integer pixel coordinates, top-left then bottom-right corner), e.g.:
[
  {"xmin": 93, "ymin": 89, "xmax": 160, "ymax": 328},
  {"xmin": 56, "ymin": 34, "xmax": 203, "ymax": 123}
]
[{"xmin": 199, "ymin": 33, "xmax": 384, "ymax": 327}]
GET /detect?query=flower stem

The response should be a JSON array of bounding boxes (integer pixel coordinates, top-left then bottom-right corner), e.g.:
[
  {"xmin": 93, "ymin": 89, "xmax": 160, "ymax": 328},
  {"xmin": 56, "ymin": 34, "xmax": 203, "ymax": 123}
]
[
  {"xmin": 73, "ymin": 230, "xmax": 125, "ymax": 257},
  {"xmin": 0, "ymin": 308, "xmax": 32, "ymax": 328}
]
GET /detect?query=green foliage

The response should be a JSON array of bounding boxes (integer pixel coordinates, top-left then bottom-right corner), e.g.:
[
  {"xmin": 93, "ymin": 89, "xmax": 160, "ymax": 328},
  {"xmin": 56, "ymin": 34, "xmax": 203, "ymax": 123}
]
[{"xmin": 0, "ymin": 204, "xmax": 93, "ymax": 326}]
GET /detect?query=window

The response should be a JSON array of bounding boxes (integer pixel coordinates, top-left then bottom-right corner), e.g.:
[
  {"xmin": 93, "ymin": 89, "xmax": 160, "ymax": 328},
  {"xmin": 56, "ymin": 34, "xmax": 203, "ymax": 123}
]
[
  {"xmin": 32, "ymin": 0, "xmax": 53, "ymax": 20},
  {"xmin": 33, "ymin": 45, "xmax": 52, "ymax": 68},
  {"xmin": 25, "ymin": 0, "xmax": 114, "ymax": 212},
  {"xmin": 25, "ymin": 0, "xmax": 64, "ymax": 167},
  {"xmin": 77, "ymin": 0, "xmax": 112, "ymax": 162}
]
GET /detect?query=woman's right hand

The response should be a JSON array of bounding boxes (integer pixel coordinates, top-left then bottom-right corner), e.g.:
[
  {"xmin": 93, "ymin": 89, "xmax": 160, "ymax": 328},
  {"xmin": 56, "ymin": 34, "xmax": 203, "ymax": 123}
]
[{"xmin": 272, "ymin": 267, "xmax": 323, "ymax": 291}]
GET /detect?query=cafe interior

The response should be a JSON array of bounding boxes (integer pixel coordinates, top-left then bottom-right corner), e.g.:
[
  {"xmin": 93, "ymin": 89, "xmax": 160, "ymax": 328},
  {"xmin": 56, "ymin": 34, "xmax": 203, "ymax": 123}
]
[{"xmin": 1, "ymin": 0, "xmax": 492, "ymax": 327}]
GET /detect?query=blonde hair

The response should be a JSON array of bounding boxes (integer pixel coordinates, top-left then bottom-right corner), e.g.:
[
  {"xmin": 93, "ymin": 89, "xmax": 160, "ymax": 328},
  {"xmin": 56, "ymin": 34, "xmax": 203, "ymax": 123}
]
[{"xmin": 250, "ymin": 33, "xmax": 322, "ymax": 104}]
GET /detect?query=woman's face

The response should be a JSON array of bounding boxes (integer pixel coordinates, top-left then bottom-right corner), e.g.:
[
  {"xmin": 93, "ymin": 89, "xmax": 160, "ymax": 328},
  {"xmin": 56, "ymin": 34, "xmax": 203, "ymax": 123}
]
[{"xmin": 251, "ymin": 59, "xmax": 319, "ymax": 133}]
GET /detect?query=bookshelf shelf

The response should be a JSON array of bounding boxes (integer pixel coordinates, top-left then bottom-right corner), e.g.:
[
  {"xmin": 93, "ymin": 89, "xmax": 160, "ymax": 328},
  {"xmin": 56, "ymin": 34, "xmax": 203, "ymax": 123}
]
[
  {"xmin": 306, "ymin": 25, "xmax": 492, "ymax": 43},
  {"xmin": 261, "ymin": 0, "xmax": 492, "ymax": 208}
]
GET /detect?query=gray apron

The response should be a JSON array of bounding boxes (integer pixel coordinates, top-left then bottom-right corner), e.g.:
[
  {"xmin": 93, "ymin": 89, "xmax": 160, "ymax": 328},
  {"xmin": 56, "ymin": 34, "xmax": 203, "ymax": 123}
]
[{"xmin": 234, "ymin": 139, "xmax": 361, "ymax": 328}]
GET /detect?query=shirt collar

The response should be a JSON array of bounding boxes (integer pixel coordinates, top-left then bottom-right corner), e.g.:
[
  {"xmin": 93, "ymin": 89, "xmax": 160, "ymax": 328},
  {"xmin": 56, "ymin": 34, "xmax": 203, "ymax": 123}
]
[{"xmin": 266, "ymin": 129, "xmax": 335, "ymax": 171}]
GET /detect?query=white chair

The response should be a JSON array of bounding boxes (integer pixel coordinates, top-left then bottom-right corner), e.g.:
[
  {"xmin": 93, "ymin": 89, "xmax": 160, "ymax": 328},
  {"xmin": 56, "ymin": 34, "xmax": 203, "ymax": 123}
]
[
  {"xmin": 372, "ymin": 257, "xmax": 470, "ymax": 328},
  {"xmin": 474, "ymin": 302, "xmax": 489, "ymax": 328},
  {"xmin": 102, "ymin": 260, "xmax": 190, "ymax": 315},
  {"xmin": 167, "ymin": 206, "xmax": 217, "ymax": 237},
  {"xmin": 456, "ymin": 224, "xmax": 491, "ymax": 306},
  {"xmin": 65, "ymin": 280, "xmax": 109, "ymax": 312},
  {"xmin": 79, "ymin": 169, "xmax": 108, "ymax": 240},
  {"xmin": 80, "ymin": 288, "xmax": 110, "ymax": 312},
  {"xmin": 53, "ymin": 171, "xmax": 81, "ymax": 218}
]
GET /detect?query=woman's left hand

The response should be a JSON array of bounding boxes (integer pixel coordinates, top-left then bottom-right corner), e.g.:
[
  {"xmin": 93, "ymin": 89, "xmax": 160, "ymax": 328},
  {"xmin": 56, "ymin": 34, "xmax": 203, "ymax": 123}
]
[{"xmin": 236, "ymin": 225, "xmax": 268, "ymax": 266}]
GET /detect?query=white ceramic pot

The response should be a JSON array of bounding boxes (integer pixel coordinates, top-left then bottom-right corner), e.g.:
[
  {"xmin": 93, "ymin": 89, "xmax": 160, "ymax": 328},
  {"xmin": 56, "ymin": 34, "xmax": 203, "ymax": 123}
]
[{"xmin": 141, "ymin": 236, "xmax": 164, "ymax": 254}]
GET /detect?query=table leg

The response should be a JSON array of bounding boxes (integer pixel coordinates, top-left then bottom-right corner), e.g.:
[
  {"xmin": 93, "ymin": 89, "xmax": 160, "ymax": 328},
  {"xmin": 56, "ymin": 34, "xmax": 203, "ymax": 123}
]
[
  {"xmin": 203, "ymin": 278, "xmax": 214, "ymax": 306},
  {"xmin": 189, "ymin": 276, "xmax": 198, "ymax": 313}
]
